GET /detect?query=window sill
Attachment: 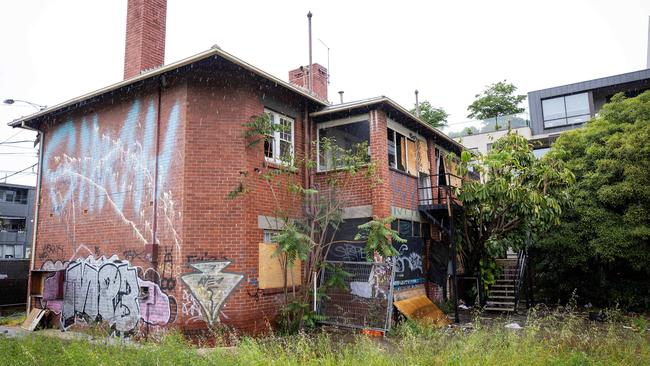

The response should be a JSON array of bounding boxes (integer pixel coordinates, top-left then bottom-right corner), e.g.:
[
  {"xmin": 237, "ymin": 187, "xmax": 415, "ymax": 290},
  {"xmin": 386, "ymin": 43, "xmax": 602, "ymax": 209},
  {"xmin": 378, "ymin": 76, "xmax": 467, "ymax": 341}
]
[
  {"xmin": 389, "ymin": 167, "xmax": 418, "ymax": 179},
  {"xmin": 315, "ymin": 164, "xmax": 370, "ymax": 175},
  {"xmin": 263, "ymin": 159, "xmax": 298, "ymax": 173}
]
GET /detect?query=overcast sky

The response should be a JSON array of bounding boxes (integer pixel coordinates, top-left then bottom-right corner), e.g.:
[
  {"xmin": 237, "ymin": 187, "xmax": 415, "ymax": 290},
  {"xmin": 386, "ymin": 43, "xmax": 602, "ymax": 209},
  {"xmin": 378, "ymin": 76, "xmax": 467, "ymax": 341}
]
[{"xmin": 1, "ymin": 0, "xmax": 649, "ymax": 186}]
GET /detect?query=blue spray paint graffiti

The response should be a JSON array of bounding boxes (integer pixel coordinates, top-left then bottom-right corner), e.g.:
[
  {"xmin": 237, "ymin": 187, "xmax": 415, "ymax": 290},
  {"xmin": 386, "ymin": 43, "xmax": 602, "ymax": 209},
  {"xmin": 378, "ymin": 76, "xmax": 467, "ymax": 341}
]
[{"xmin": 42, "ymin": 99, "xmax": 181, "ymax": 243}]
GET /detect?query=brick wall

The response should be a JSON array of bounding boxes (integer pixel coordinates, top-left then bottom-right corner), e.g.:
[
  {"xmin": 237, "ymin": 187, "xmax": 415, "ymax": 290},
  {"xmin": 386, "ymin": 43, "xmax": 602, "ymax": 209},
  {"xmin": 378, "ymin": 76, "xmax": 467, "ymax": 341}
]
[
  {"xmin": 389, "ymin": 170, "xmax": 418, "ymax": 210},
  {"xmin": 34, "ymin": 77, "xmax": 187, "ymax": 333},
  {"xmin": 369, "ymin": 110, "xmax": 391, "ymax": 218}
]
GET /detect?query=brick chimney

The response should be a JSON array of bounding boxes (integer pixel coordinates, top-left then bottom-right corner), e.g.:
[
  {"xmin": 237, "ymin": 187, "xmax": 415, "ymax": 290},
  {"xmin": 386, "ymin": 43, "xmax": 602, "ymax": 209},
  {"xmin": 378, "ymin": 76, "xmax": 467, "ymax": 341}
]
[
  {"xmin": 288, "ymin": 63, "xmax": 328, "ymax": 102},
  {"xmin": 123, "ymin": 0, "xmax": 167, "ymax": 79}
]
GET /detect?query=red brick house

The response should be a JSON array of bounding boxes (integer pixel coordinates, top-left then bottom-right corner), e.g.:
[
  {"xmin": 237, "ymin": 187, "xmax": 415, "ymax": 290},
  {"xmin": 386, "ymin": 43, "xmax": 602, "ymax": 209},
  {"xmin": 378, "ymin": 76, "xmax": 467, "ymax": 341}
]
[{"xmin": 9, "ymin": 0, "xmax": 466, "ymax": 334}]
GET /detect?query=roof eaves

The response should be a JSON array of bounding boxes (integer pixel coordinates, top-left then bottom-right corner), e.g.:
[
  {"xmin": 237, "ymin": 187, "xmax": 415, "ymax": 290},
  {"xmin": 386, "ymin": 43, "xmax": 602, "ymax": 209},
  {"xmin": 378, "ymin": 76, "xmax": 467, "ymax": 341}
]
[
  {"xmin": 8, "ymin": 47, "xmax": 328, "ymax": 128},
  {"xmin": 310, "ymin": 96, "xmax": 468, "ymax": 152}
]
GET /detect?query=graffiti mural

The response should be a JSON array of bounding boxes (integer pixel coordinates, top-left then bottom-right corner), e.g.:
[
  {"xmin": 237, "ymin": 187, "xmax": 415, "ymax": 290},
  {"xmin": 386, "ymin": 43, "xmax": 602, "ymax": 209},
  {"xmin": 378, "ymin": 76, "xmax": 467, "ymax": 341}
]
[
  {"xmin": 41, "ymin": 98, "xmax": 183, "ymax": 257},
  {"xmin": 393, "ymin": 238, "xmax": 425, "ymax": 286},
  {"xmin": 181, "ymin": 261, "xmax": 243, "ymax": 325},
  {"xmin": 42, "ymin": 255, "xmax": 176, "ymax": 333}
]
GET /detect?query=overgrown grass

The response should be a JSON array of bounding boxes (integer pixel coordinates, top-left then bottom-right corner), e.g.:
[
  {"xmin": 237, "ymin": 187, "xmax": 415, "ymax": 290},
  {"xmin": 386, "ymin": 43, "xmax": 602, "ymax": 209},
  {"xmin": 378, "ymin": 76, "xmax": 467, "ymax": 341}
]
[
  {"xmin": 1, "ymin": 310, "xmax": 649, "ymax": 365},
  {"xmin": 0, "ymin": 312, "xmax": 25, "ymax": 327}
]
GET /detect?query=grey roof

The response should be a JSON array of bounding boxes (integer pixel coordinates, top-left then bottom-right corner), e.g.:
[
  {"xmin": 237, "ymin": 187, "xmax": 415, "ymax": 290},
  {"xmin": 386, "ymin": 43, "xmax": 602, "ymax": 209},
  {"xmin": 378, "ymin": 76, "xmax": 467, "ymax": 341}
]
[
  {"xmin": 0, "ymin": 182, "xmax": 35, "ymax": 190},
  {"xmin": 8, "ymin": 46, "xmax": 328, "ymax": 129},
  {"xmin": 528, "ymin": 68, "xmax": 650, "ymax": 98},
  {"xmin": 311, "ymin": 96, "xmax": 467, "ymax": 153}
]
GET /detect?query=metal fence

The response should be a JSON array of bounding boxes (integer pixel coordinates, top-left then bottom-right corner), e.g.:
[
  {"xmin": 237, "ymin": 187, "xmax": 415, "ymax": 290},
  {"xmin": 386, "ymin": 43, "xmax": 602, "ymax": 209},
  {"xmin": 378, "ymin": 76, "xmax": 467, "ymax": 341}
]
[
  {"xmin": 318, "ymin": 260, "xmax": 395, "ymax": 332},
  {"xmin": 0, "ymin": 259, "xmax": 29, "ymax": 307}
]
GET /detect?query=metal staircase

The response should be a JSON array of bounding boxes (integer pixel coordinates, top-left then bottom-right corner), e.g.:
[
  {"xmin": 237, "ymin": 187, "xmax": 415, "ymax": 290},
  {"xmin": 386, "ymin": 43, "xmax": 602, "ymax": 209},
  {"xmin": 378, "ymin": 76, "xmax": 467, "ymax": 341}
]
[{"xmin": 484, "ymin": 251, "xmax": 527, "ymax": 313}]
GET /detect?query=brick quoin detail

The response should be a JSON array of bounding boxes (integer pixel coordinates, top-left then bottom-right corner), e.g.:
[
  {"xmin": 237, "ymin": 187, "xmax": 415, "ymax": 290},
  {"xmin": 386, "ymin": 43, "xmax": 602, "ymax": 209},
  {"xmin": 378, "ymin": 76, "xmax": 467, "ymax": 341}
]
[
  {"xmin": 124, "ymin": 0, "xmax": 167, "ymax": 79},
  {"xmin": 370, "ymin": 109, "xmax": 391, "ymax": 218}
]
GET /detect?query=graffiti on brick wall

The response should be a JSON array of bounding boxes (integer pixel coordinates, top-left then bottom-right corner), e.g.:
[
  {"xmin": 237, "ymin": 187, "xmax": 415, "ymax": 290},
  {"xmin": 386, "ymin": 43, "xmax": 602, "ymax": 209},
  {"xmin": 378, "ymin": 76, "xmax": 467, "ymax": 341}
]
[
  {"xmin": 181, "ymin": 261, "xmax": 243, "ymax": 325},
  {"xmin": 41, "ymin": 255, "xmax": 177, "ymax": 333},
  {"xmin": 181, "ymin": 289, "xmax": 204, "ymax": 324},
  {"xmin": 38, "ymin": 244, "xmax": 65, "ymax": 262},
  {"xmin": 42, "ymin": 99, "xmax": 183, "ymax": 253}
]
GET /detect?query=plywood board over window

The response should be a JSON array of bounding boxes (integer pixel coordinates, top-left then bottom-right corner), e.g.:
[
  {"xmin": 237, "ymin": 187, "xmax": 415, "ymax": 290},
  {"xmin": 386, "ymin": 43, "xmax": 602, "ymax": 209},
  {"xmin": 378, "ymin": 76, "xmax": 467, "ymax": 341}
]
[
  {"xmin": 444, "ymin": 156, "xmax": 463, "ymax": 188},
  {"xmin": 406, "ymin": 139, "xmax": 417, "ymax": 176},
  {"xmin": 417, "ymin": 139, "xmax": 430, "ymax": 174},
  {"xmin": 258, "ymin": 243, "xmax": 302, "ymax": 289}
]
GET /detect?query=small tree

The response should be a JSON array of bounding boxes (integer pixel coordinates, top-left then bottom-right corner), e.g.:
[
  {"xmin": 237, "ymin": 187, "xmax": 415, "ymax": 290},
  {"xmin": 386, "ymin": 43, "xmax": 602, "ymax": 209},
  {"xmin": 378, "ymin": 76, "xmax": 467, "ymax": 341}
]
[
  {"xmin": 411, "ymin": 101, "xmax": 449, "ymax": 128},
  {"xmin": 467, "ymin": 81, "xmax": 526, "ymax": 124},
  {"xmin": 232, "ymin": 113, "xmax": 401, "ymax": 332},
  {"xmin": 454, "ymin": 132, "xmax": 573, "ymax": 293}
]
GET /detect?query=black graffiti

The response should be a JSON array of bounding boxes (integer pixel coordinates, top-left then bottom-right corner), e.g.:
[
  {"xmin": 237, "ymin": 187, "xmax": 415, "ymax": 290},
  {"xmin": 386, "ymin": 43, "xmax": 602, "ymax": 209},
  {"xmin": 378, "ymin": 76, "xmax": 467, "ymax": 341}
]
[
  {"xmin": 185, "ymin": 253, "xmax": 227, "ymax": 266},
  {"xmin": 122, "ymin": 249, "xmax": 149, "ymax": 262},
  {"xmin": 160, "ymin": 247, "xmax": 176, "ymax": 291},
  {"xmin": 38, "ymin": 243, "xmax": 64, "ymax": 261}
]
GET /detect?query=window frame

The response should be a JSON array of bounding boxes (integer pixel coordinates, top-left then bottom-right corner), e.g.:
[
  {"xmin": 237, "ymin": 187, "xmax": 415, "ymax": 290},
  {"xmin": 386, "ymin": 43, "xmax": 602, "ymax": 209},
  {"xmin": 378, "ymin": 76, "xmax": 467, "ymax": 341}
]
[
  {"xmin": 542, "ymin": 92, "xmax": 591, "ymax": 129},
  {"xmin": 316, "ymin": 114, "xmax": 371, "ymax": 172},
  {"xmin": 264, "ymin": 108, "xmax": 295, "ymax": 165}
]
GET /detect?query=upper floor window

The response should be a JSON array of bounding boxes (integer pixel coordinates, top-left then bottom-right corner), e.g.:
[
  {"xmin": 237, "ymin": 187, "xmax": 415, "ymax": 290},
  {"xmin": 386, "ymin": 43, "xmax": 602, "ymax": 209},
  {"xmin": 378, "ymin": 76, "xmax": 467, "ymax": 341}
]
[
  {"xmin": 264, "ymin": 109, "xmax": 294, "ymax": 164},
  {"xmin": 0, "ymin": 189, "xmax": 27, "ymax": 204},
  {"xmin": 318, "ymin": 118, "xmax": 370, "ymax": 171},
  {"xmin": 387, "ymin": 128, "xmax": 416, "ymax": 174},
  {"xmin": 542, "ymin": 92, "xmax": 590, "ymax": 128}
]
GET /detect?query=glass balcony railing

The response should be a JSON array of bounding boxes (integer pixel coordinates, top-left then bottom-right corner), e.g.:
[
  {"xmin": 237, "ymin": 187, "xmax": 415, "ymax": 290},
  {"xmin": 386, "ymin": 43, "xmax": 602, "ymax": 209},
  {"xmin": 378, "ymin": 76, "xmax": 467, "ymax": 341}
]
[{"xmin": 445, "ymin": 113, "xmax": 530, "ymax": 138}]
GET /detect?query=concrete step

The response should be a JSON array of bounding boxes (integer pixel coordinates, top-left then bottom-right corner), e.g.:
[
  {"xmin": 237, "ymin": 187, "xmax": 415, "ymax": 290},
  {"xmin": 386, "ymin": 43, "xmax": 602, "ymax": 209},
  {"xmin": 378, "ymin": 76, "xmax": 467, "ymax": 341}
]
[
  {"xmin": 489, "ymin": 295, "xmax": 515, "ymax": 300},
  {"xmin": 484, "ymin": 306, "xmax": 515, "ymax": 312},
  {"xmin": 491, "ymin": 284, "xmax": 514, "ymax": 288},
  {"xmin": 486, "ymin": 301, "xmax": 515, "ymax": 306}
]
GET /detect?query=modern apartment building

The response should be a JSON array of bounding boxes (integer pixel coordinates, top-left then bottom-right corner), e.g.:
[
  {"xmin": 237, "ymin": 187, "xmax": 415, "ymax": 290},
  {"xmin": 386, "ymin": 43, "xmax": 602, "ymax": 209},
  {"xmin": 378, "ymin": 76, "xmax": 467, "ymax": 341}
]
[{"xmin": 0, "ymin": 183, "xmax": 35, "ymax": 259}]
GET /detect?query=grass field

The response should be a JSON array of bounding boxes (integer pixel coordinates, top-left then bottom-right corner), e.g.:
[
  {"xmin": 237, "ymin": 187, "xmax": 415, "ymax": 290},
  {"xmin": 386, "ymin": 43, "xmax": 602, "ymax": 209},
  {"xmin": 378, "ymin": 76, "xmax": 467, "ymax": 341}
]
[{"xmin": 1, "ymin": 309, "xmax": 649, "ymax": 365}]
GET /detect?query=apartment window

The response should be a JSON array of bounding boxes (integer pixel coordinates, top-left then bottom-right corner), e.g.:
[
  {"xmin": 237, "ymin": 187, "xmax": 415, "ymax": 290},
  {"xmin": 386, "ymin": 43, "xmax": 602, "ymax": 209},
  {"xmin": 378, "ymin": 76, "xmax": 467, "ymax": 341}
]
[
  {"xmin": 387, "ymin": 128, "xmax": 413, "ymax": 173},
  {"xmin": 0, "ymin": 189, "xmax": 26, "ymax": 203},
  {"xmin": 542, "ymin": 93, "xmax": 590, "ymax": 128},
  {"xmin": 318, "ymin": 120, "xmax": 370, "ymax": 171},
  {"xmin": 264, "ymin": 109, "xmax": 294, "ymax": 164},
  {"xmin": 0, "ymin": 218, "xmax": 26, "ymax": 232}
]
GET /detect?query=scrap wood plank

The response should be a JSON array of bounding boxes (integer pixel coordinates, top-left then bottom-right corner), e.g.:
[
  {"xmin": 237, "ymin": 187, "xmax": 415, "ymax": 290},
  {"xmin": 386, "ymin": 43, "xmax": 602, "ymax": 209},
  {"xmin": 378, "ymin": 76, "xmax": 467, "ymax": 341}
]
[
  {"xmin": 394, "ymin": 295, "xmax": 451, "ymax": 327},
  {"xmin": 21, "ymin": 308, "xmax": 46, "ymax": 331}
]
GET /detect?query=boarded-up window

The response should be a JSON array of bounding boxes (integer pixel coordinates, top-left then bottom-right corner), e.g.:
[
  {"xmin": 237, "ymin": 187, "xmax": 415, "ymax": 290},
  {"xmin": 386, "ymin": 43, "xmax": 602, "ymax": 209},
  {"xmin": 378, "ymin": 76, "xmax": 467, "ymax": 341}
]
[
  {"xmin": 444, "ymin": 156, "xmax": 463, "ymax": 188},
  {"xmin": 406, "ymin": 139, "xmax": 417, "ymax": 176},
  {"xmin": 417, "ymin": 139, "xmax": 430, "ymax": 174},
  {"xmin": 258, "ymin": 243, "xmax": 301, "ymax": 289}
]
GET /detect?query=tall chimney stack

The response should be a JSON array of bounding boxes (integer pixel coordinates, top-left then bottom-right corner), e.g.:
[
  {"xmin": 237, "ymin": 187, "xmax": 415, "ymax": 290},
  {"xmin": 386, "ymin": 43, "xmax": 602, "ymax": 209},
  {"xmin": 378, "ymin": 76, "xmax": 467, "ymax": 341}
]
[{"xmin": 123, "ymin": 0, "xmax": 167, "ymax": 79}]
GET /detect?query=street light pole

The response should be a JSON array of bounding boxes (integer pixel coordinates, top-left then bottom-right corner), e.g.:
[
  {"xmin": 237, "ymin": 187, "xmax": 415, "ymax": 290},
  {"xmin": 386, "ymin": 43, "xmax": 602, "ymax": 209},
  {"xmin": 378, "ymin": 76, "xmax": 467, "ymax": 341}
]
[{"xmin": 3, "ymin": 99, "xmax": 46, "ymax": 110}]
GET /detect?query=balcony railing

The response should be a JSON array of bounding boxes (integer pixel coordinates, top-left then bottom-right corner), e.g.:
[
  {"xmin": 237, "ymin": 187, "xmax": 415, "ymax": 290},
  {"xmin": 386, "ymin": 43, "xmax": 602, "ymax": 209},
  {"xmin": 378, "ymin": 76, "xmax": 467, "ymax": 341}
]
[{"xmin": 418, "ymin": 173, "xmax": 462, "ymax": 206}]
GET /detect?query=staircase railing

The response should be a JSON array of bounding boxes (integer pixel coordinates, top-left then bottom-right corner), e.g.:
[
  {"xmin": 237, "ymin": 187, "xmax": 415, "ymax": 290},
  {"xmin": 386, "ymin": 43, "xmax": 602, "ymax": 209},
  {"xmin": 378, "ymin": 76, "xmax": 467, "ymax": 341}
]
[
  {"xmin": 513, "ymin": 250, "xmax": 527, "ymax": 312},
  {"xmin": 418, "ymin": 173, "xmax": 462, "ymax": 206}
]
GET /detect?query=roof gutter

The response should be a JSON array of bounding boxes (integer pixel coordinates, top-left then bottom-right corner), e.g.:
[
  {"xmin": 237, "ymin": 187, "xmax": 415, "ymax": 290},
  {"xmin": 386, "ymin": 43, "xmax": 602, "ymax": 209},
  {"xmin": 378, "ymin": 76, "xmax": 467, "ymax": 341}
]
[{"xmin": 8, "ymin": 47, "xmax": 328, "ymax": 129}]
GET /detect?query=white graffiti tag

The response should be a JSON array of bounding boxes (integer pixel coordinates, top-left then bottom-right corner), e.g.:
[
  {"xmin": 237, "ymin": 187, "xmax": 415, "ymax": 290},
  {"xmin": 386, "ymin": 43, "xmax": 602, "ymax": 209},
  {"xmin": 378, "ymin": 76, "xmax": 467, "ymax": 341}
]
[{"xmin": 394, "ymin": 244, "xmax": 423, "ymax": 274}]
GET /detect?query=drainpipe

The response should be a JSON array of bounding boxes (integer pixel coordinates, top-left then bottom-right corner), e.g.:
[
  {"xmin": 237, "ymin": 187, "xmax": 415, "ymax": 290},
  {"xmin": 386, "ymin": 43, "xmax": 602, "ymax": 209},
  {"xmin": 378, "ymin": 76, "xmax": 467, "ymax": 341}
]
[
  {"xmin": 21, "ymin": 122, "xmax": 44, "ymax": 314},
  {"xmin": 149, "ymin": 76, "xmax": 165, "ymax": 268}
]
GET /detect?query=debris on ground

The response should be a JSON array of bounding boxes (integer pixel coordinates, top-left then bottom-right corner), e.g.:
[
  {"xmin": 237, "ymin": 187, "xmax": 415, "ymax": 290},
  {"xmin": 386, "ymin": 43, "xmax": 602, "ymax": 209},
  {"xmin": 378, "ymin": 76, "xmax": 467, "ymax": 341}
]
[{"xmin": 504, "ymin": 322, "xmax": 523, "ymax": 329}]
